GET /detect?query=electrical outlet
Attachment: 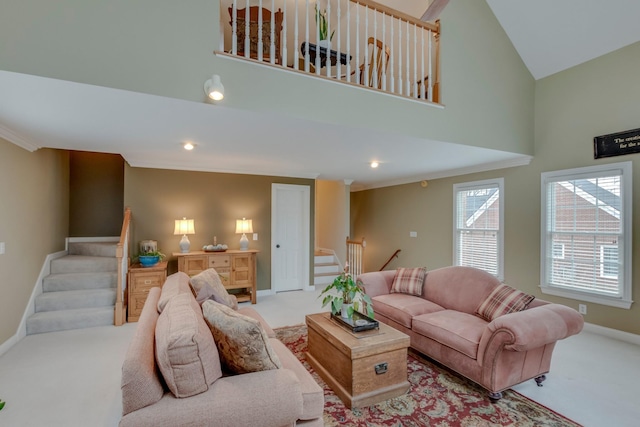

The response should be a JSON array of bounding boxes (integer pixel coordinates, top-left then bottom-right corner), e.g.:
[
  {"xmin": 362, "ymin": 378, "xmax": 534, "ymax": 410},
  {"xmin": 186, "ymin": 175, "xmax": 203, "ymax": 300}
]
[
  {"xmin": 409, "ymin": 231, "xmax": 417, "ymax": 238},
  {"xmin": 578, "ymin": 304, "xmax": 587, "ymax": 315},
  {"xmin": 0, "ymin": 242, "xmax": 4, "ymax": 254},
  {"xmin": 253, "ymin": 233, "xmax": 258, "ymax": 241}
]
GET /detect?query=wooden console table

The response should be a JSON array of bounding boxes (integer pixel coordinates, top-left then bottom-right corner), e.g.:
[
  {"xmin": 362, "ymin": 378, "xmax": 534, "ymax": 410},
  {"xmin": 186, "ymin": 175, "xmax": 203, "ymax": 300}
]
[{"xmin": 174, "ymin": 250, "xmax": 258, "ymax": 304}]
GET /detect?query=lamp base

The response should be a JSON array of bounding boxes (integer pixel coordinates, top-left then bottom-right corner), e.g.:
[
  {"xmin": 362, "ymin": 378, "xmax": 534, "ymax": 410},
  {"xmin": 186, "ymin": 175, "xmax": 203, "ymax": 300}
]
[
  {"xmin": 239, "ymin": 233, "xmax": 249, "ymax": 251},
  {"xmin": 179, "ymin": 235, "xmax": 191, "ymax": 253}
]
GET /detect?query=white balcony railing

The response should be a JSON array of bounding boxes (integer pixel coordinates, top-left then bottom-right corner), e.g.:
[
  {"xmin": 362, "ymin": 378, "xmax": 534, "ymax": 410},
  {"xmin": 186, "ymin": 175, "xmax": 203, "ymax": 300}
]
[{"xmin": 218, "ymin": 0, "xmax": 441, "ymax": 103}]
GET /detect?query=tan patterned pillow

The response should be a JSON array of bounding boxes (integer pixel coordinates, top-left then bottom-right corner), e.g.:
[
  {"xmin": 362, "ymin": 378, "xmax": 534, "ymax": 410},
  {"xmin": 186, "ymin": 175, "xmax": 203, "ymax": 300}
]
[
  {"xmin": 155, "ymin": 293, "xmax": 223, "ymax": 398},
  {"xmin": 190, "ymin": 268, "xmax": 238, "ymax": 310},
  {"xmin": 202, "ymin": 300, "xmax": 281, "ymax": 374},
  {"xmin": 476, "ymin": 284, "xmax": 535, "ymax": 322},
  {"xmin": 391, "ymin": 267, "xmax": 426, "ymax": 296}
]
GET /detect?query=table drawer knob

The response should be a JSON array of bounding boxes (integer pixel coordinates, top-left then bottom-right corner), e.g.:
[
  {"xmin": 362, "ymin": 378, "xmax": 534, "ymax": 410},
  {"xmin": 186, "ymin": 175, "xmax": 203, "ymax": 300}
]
[
  {"xmin": 144, "ymin": 280, "xmax": 152, "ymax": 284},
  {"xmin": 375, "ymin": 362, "xmax": 388, "ymax": 375}
]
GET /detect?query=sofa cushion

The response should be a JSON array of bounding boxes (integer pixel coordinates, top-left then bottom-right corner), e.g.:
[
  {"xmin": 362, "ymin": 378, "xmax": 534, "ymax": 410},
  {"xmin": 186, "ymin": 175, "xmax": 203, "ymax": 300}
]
[
  {"xmin": 270, "ymin": 338, "xmax": 324, "ymax": 420},
  {"xmin": 190, "ymin": 268, "xmax": 238, "ymax": 310},
  {"xmin": 155, "ymin": 292, "xmax": 223, "ymax": 398},
  {"xmin": 391, "ymin": 267, "xmax": 426, "ymax": 296},
  {"xmin": 413, "ymin": 310, "xmax": 487, "ymax": 359},
  {"xmin": 372, "ymin": 293, "xmax": 444, "ymax": 328},
  {"xmin": 423, "ymin": 266, "xmax": 502, "ymax": 313},
  {"xmin": 476, "ymin": 284, "xmax": 535, "ymax": 322},
  {"xmin": 202, "ymin": 300, "xmax": 282, "ymax": 374},
  {"xmin": 157, "ymin": 271, "xmax": 192, "ymax": 313},
  {"xmin": 238, "ymin": 306, "xmax": 276, "ymax": 338},
  {"xmin": 121, "ymin": 287, "xmax": 165, "ymax": 416}
]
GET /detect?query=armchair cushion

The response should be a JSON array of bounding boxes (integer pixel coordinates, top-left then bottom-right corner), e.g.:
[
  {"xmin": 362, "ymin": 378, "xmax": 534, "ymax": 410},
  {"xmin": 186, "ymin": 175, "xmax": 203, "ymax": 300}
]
[
  {"xmin": 202, "ymin": 300, "xmax": 282, "ymax": 374},
  {"xmin": 391, "ymin": 267, "xmax": 426, "ymax": 296},
  {"xmin": 476, "ymin": 284, "xmax": 534, "ymax": 322},
  {"xmin": 157, "ymin": 272, "xmax": 192, "ymax": 313}
]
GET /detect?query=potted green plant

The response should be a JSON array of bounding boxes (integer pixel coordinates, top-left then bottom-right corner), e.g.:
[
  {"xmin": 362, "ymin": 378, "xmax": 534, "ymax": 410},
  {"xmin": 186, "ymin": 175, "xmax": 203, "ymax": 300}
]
[
  {"xmin": 134, "ymin": 249, "xmax": 165, "ymax": 268},
  {"xmin": 315, "ymin": 4, "xmax": 334, "ymax": 48},
  {"xmin": 0, "ymin": 398, "xmax": 5, "ymax": 411},
  {"xmin": 320, "ymin": 263, "xmax": 374, "ymax": 319}
]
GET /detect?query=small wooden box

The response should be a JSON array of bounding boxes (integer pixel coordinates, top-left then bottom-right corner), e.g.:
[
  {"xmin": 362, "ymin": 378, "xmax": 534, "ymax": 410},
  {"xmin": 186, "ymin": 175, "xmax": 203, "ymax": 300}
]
[{"xmin": 306, "ymin": 312, "xmax": 410, "ymax": 408}]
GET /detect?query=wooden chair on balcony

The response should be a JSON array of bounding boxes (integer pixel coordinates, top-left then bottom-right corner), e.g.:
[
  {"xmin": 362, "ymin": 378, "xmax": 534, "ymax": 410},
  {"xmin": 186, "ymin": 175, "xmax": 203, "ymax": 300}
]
[
  {"xmin": 228, "ymin": 6, "xmax": 284, "ymax": 65},
  {"xmin": 353, "ymin": 37, "xmax": 390, "ymax": 89}
]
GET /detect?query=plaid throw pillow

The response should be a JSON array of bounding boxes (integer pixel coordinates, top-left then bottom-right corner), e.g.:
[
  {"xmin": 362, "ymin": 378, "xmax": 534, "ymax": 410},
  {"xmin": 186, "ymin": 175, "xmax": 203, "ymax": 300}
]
[
  {"xmin": 391, "ymin": 267, "xmax": 426, "ymax": 296},
  {"xmin": 476, "ymin": 284, "xmax": 535, "ymax": 322}
]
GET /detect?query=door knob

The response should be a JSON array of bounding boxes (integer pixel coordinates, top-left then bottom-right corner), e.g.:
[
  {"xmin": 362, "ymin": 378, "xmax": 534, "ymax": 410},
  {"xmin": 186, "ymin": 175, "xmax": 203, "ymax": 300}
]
[{"xmin": 276, "ymin": 244, "xmax": 280, "ymax": 248}]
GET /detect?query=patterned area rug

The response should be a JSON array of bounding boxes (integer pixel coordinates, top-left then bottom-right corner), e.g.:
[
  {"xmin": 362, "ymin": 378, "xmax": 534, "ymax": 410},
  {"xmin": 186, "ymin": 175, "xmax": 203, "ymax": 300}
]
[{"xmin": 275, "ymin": 324, "xmax": 581, "ymax": 427}]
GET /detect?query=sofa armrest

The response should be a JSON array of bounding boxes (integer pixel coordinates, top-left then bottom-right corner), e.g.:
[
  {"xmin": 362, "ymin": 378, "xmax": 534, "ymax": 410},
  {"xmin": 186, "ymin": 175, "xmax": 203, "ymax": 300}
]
[
  {"xmin": 120, "ymin": 368, "xmax": 304, "ymax": 427},
  {"xmin": 478, "ymin": 304, "xmax": 584, "ymax": 358},
  {"xmin": 357, "ymin": 270, "xmax": 395, "ymax": 298}
]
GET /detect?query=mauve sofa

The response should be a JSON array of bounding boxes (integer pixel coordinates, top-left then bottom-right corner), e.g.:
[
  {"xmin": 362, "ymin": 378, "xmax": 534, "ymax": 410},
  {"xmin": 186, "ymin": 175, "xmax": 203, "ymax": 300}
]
[
  {"xmin": 120, "ymin": 272, "xmax": 323, "ymax": 426},
  {"xmin": 358, "ymin": 266, "xmax": 584, "ymax": 400}
]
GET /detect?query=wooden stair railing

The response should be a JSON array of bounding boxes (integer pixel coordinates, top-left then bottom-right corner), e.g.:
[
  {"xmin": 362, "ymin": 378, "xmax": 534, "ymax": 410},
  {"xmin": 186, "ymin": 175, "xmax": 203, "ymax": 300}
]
[
  {"xmin": 346, "ymin": 237, "xmax": 366, "ymax": 276},
  {"xmin": 114, "ymin": 207, "xmax": 131, "ymax": 326},
  {"xmin": 379, "ymin": 249, "xmax": 401, "ymax": 271}
]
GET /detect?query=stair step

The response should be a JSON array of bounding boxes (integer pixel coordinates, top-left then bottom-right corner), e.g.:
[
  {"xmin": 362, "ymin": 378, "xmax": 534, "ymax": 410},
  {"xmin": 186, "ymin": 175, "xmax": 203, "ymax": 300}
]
[
  {"xmin": 314, "ymin": 273, "xmax": 337, "ymax": 286},
  {"xmin": 26, "ymin": 307, "xmax": 114, "ymax": 335},
  {"xmin": 68, "ymin": 241, "xmax": 118, "ymax": 257},
  {"xmin": 43, "ymin": 272, "xmax": 117, "ymax": 292},
  {"xmin": 314, "ymin": 262, "xmax": 341, "ymax": 274},
  {"xmin": 314, "ymin": 254, "xmax": 334, "ymax": 264},
  {"xmin": 35, "ymin": 289, "xmax": 116, "ymax": 312},
  {"xmin": 51, "ymin": 255, "xmax": 117, "ymax": 274}
]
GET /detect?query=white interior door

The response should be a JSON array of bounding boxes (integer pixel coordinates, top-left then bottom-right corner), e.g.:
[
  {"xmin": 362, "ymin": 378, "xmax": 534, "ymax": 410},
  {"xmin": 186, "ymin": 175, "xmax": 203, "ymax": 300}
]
[{"xmin": 272, "ymin": 184, "xmax": 310, "ymax": 292}]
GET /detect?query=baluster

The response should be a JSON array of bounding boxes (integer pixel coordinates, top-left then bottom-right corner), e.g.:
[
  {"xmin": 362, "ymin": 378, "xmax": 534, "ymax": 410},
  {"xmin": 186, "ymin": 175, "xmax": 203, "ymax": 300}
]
[
  {"xmin": 390, "ymin": 14, "xmax": 394, "ymax": 93},
  {"xmin": 346, "ymin": 1, "xmax": 351, "ymax": 82},
  {"xmin": 413, "ymin": 23, "xmax": 417, "ymax": 98},
  {"xmin": 405, "ymin": 20, "xmax": 410, "ymax": 96},
  {"xmin": 355, "ymin": 3, "xmax": 360, "ymax": 84},
  {"xmin": 428, "ymin": 29, "xmax": 433, "ymax": 102},
  {"xmin": 421, "ymin": 27, "xmax": 425, "ymax": 100},
  {"xmin": 244, "ymin": 0, "xmax": 250, "ymax": 59},
  {"xmin": 258, "ymin": 0, "xmax": 264, "ymax": 62},
  {"xmin": 372, "ymin": 7, "xmax": 377, "ymax": 89},
  {"xmin": 397, "ymin": 18, "xmax": 402, "ymax": 95},
  {"xmin": 326, "ymin": 0, "xmax": 331, "ymax": 78},
  {"xmin": 315, "ymin": 0, "xmax": 321, "ymax": 73},
  {"xmin": 364, "ymin": 5, "xmax": 369, "ymax": 87},
  {"xmin": 270, "ymin": 0, "xmax": 275, "ymax": 64},
  {"xmin": 381, "ymin": 12, "xmax": 386, "ymax": 91},
  {"xmin": 305, "ymin": 0, "xmax": 310, "ymax": 72},
  {"xmin": 336, "ymin": 0, "xmax": 341, "ymax": 80},
  {"xmin": 282, "ymin": 0, "xmax": 287, "ymax": 66},
  {"xmin": 294, "ymin": 0, "xmax": 299, "ymax": 68},
  {"xmin": 231, "ymin": 0, "xmax": 237, "ymax": 56}
]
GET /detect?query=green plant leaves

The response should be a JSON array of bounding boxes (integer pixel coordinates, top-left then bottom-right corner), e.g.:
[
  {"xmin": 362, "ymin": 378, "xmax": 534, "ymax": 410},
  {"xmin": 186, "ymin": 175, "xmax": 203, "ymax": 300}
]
[{"xmin": 0, "ymin": 399, "xmax": 5, "ymax": 411}]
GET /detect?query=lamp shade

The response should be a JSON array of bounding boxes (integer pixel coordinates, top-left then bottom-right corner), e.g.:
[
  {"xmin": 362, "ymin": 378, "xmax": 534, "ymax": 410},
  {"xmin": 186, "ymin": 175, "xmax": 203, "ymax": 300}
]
[
  {"xmin": 235, "ymin": 218, "xmax": 253, "ymax": 234},
  {"xmin": 174, "ymin": 218, "xmax": 195, "ymax": 235}
]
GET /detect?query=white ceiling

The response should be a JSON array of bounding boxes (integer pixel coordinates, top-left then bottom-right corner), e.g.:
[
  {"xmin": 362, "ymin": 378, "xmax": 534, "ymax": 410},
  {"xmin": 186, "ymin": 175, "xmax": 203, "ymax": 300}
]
[{"xmin": 1, "ymin": 1, "xmax": 639, "ymax": 189}]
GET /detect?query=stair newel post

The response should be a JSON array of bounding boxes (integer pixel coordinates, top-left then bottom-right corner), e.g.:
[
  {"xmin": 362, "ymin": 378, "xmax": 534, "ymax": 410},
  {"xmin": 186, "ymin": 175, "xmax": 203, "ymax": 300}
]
[{"xmin": 115, "ymin": 208, "xmax": 131, "ymax": 326}]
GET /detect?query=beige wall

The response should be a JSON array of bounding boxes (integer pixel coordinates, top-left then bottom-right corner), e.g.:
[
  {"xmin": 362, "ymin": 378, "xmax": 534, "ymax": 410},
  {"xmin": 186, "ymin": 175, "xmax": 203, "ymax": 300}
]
[
  {"xmin": 315, "ymin": 180, "xmax": 349, "ymax": 263},
  {"xmin": 124, "ymin": 166, "xmax": 315, "ymax": 291},
  {"xmin": 0, "ymin": 0, "xmax": 534, "ymax": 157},
  {"xmin": 352, "ymin": 41, "xmax": 640, "ymax": 335},
  {"xmin": 0, "ymin": 140, "xmax": 69, "ymax": 345}
]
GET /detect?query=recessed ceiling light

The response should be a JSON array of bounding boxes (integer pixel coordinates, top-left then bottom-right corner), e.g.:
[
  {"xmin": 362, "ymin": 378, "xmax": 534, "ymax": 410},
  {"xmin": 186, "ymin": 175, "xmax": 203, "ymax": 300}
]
[
  {"xmin": 183, "ymin": 142, "xmax": 195, "ymax": 151},
  {"xmin": 370, "ymin": 161, "xmax": 379, "ymax": 168}
]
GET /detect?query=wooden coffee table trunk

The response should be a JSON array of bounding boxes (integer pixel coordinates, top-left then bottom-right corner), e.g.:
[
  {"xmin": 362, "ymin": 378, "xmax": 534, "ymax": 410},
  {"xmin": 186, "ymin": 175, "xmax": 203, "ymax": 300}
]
[{"xmin": 305, "ymin": 312, "xmax": 410, "ymax": 409}]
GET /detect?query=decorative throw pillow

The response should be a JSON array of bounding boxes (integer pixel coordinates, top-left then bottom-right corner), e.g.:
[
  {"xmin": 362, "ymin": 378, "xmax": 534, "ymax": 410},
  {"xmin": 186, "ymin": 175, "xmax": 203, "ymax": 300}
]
[
  {"xmin": 190, "ymin": 268, "xmax": 238, "ymax": 310},
  {"xmin": 155, "ymin": 293, "xmax": 223, "ymax": 398},
  {"xmin": 391, "ymin": 267, "xmax": 426, "ymax": 296},
  {"xmin": 202, "ymin": 300, "xmax": 281, "ymax": 374},
  {"xmin": 476, "ymin": 284, "xmax": 535, "ymax": 322}
]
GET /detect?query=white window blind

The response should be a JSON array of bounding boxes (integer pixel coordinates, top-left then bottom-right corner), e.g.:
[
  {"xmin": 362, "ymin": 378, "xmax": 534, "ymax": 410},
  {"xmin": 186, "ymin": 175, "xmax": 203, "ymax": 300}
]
[
  {"xmin": 453, "ymin": 178, "xmax": 504, "ymax": 279},
  {"xmin": 541, "ymin": 162, "xmax": 632, "ymax": 309}
]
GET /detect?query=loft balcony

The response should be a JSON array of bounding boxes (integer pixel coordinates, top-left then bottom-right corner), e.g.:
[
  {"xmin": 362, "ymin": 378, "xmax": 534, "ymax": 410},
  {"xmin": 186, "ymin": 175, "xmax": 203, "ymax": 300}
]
[{"xmin": 217, "ymin": 0, "xmax": 441, "ymax": 104}]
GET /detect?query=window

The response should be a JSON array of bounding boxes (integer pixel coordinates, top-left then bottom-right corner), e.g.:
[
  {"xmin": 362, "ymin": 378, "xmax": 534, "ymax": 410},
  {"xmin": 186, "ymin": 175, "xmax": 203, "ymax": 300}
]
[
  {"xmin": 453, "ymin": 178, "xmax": 504, "ymax": 280},
  {"xmin": 541, "ymin": 162, "xmax": 632, "ymax": 309}
]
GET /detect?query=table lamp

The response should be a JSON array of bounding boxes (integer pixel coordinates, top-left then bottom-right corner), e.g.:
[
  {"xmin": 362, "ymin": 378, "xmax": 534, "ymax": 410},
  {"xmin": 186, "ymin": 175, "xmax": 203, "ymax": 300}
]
[
  {"xmin": 174, "ymin": 217, "xmax": 195, "ymax": 253},
  {"xmin": 235, "ymin": 218, "xmax": 253, "ymax": 251}
]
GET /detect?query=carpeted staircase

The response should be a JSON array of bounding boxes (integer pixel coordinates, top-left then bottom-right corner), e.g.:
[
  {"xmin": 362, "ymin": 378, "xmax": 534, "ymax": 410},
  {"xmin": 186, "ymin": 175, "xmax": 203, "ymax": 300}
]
[{"xmin": 26, "ymin": 242, "xmax": 118, "ymax": 335}]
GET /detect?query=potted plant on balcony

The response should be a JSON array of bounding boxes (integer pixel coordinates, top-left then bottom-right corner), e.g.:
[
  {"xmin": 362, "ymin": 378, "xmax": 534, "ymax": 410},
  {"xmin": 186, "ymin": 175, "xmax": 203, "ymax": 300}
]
[
  {"xmin": 320, "ymin": 263, "xmax": 374, "ymax": 319},
  {"xmin": 315, "ymin": 4, "xmax": 334, "ymax": 48}
]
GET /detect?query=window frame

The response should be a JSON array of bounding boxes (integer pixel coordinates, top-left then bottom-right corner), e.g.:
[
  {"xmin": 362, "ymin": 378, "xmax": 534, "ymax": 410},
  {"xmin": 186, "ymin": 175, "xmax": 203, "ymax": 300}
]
[
  {"xmin": 540, "ymin": 161, "xmax": 632, "ymax": 309},
  {"xmin": 453, "ymin": 177, "xmax": 504, "ymax": 281}
]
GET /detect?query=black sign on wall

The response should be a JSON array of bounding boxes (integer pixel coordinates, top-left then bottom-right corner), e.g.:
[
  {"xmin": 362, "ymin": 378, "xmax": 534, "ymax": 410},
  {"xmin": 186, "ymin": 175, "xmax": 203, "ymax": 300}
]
[{"xmin": 594, "ymin": 127, "xmax": 640, "ymax": 159}]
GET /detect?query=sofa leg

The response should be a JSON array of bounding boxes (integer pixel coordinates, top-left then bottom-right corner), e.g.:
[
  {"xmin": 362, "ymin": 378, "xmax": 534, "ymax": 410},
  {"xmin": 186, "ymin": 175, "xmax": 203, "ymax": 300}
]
[
  {"xmin": 488, "ymin": 391, "xmax": 503, "ymax": 402},
  {"xmin": 535, "ymin": 375, "xmax": 547, "ymax": 387}
]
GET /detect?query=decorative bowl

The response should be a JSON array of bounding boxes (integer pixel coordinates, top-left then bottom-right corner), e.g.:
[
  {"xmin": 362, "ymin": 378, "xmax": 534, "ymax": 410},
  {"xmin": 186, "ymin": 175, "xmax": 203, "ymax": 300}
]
[{"xmin": 138, "ymin": 255, "xmax": 160, "ymax": 267}]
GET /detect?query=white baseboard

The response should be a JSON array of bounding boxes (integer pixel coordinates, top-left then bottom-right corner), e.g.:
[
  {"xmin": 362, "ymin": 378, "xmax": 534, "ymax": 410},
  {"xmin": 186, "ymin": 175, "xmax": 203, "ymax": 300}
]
[
  {"xmin": 0, "ymin": 333, "xmax": 18, "ymax": 357},
  {"xmin": 583, "ymin": 322, "xmax": 640, "ymax": 346},
  {"xmin": 257, "ymin": 289, "xmax": 275, "ymax": 298}
]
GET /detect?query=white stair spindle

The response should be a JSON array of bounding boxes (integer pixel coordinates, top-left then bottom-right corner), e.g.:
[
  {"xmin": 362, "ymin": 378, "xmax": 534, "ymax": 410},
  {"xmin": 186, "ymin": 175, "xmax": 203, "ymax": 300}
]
[
  {"xmin": 390, "ymin": 14, "xmax": 394, "ymax": 93},
  {"xmin": 405, "ymin": 20, "xmax": 410, "ymax": 96},
  {"xmin": 315, "ymin": 0, "xmax": 321, "ymax": 73},
  {"xmin": 232, "ymin": 0, "xmax": 237, "ymax": 56},
  {"xmin": 244, "ymin": 0, "xmax": 250, "ymax": 59},
  {"xmin": 305, "ymin": 0, "xmax": 310, "ymax": 72},
  {"xmin": 270, "ymin": 0, "xmax": 275, "ymax": 64},
  {"xmin": 355, "ymin": 3, "xmax": 360, "ymax": 84},
  {"xmin": 421, "ymin": 27, "xmax": 425, "ymax": 100},
  {"xmin": 282, "ymin": 0, "xmax": 287, "ymax": 66},
  {"xmin": 336, "ymin": 0, "xmax": 341, "ymax": 80},
  {"xmin": 413, "ymin": 23, "xmax": 417, "ymax": 98},
  {"xmin": 364, "ymin": 5, "xmax": 369, "ymax": 87},
  {"xmin": 294, "ymin": 0, "xmax": 299, "ymax": 69},
  {"xmin": 428, "ymin": 29, "xmax": 433, "ymax": 102},
  {"xmin": 258, "ymin": 0, "xmax": 264, "ymax": 62},
  {"xmin": 326, "ymin": 0, "xmax": 331, "ymax": 78},
  {"xmin": 346, "ymin": 2, "xmax": 351, "ymax": 82},
  {"xmin": 397, "ymin": 18, "xmax": 402, "ymax": 95},
  {"xmin": 381, "ymin": 12, "xmax": 386, "ymax": 91},
  {"xmin": 372, "ymin": 8, "xmax": 377, "ymax": 89}
]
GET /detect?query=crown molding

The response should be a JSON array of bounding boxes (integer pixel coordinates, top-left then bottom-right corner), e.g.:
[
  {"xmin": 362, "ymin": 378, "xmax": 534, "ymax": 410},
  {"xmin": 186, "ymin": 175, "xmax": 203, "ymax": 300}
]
[{"xmin": 0, "ymin": 123, "xmax": 41, "ymax": 152}]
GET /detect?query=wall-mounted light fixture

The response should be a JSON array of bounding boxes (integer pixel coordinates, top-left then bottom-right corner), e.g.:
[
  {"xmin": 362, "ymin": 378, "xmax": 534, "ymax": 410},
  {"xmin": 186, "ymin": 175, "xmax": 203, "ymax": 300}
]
[{"xmin": 204, "ymin": 74, "xmax": 224, "ymax": 101}]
